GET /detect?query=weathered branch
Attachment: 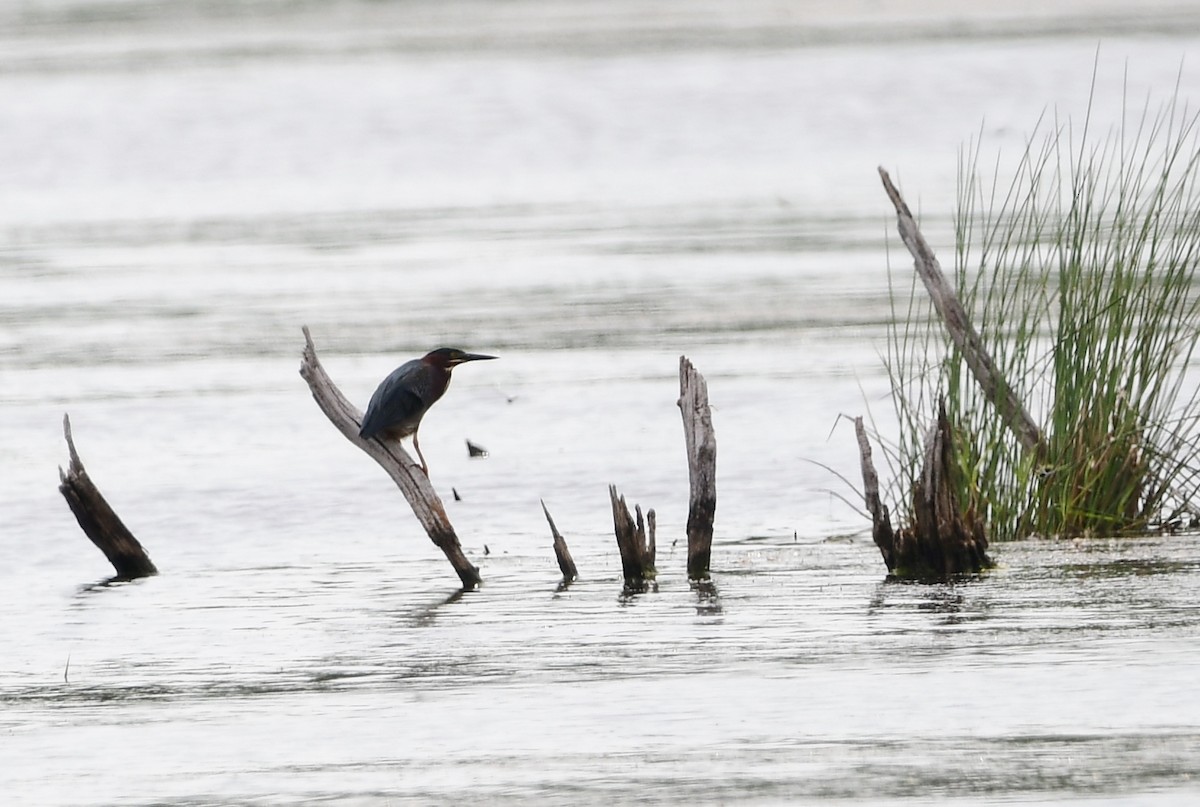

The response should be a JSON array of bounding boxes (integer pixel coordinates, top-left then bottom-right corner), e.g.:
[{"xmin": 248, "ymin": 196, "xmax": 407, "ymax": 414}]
[
  {"xmin": 854, "ymin": 415, "xmax": 896, "ymax": 571},
  {"xmin": 878, "ymin": 167, "xmax": 1043, "ymax": 455},
  {"xmin": 678, "ymin": 355, "xmax": 716, "ymax": 578},
  {"xmin": 58, "ymin": 414, "xmax": 157, "ymax": 581},
  {"xmin": 299, "ymin": 326, "xmax": 480, "ymax": 589},
  {"xmin": 609, "ymin": 485, "xmax": 655, "ymax": 586},
  {"xmin": 540, "ymin": 499, "xmax": 578, "ymax": 583}
]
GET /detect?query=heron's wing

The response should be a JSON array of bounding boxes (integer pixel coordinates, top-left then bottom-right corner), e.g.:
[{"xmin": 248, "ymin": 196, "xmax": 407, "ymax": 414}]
[{"xmin": 359, "ymin": 362, "xmax": 426, "ymax": 438}]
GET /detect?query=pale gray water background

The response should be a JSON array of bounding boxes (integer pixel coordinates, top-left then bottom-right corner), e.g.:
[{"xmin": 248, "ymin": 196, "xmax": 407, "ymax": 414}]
[{"xmin": 3, "ymin": 1, "xmax": 1200, "ymax": 804}]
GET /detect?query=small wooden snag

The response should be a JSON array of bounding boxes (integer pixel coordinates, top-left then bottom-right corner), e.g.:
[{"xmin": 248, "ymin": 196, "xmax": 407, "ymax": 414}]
[
  {"xmin": 678, "ymin": 355, "xmax": 716, "ymax": 578},
  {"xmin": 608, "ymin": 485, "xmax": 655, "ymax": 586},
  {"xmin": 299, "ymin": 326, "xmax": 480, "ymax": 589},
  {"xmin": 854, "ymin": 415, "xmax": 896, "ymax": 572},
  {"xmin": 58, "ymin": 414, "xmax": 157, "ymax": 581},
  {"xmin": 540, "ymin": 499, "xmax": 578, "ymax": 583}
]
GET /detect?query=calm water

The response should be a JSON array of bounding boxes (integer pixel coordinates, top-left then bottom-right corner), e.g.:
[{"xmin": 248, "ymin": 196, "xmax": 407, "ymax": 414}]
[{"xmin": 3, "ymin": 1, "xmax": 1200, "ymax": 804}]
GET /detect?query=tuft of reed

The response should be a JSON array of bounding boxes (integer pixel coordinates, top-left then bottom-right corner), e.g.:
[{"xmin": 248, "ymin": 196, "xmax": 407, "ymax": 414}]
[{"xmin": 883, "ymin": 91, "xmax": 1200, "ymax": 541}]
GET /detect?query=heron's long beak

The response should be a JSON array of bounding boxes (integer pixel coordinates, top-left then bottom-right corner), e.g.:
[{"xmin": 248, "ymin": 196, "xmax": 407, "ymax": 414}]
[{"xmin": 454, "ymin": 353, "xmax": 498, "ymax": 365}]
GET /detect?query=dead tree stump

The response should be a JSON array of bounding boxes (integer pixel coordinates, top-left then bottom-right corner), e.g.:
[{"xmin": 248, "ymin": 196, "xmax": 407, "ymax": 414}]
[
  {"xmin": 540, "ymin": 499, "xmax": 578, "ymax": 583},
  {"xmin": 609, "ymin": 485, "xmax": 655, "ymax": 587},
  {"xmin": 677, "ymin": 355, "xmax": 716, "ymax": 579},
  {"xmin": 856, "ymin": 404, "xmax": 992, "ymax": 578},
  {"xmin": 58, "ymin": 414, "xmax": 157, "ymax": 581},
  {"xmin": 299, "ymin": 326, "xmax": 480, "ymax": 589},
  {"xmin": 908, "ymin": 401, "xmax": 992, "ymax": 575}
]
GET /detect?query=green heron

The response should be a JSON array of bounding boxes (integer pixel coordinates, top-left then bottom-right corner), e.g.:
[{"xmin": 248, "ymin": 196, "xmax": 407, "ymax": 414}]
[{"xmin": 359, "ymin": 347, "xmax": 497, "ymax": 474}]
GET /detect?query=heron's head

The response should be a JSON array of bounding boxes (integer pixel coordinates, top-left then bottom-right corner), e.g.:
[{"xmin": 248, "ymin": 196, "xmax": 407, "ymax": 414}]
[{"xmin": 423, "ymin": 348, "xmax": 498, "ymax": 369}]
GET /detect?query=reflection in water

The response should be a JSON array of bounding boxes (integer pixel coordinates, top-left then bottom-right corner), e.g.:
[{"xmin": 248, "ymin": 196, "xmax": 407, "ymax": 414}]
[
  {"xmin": 619, "ymin": 579, "xmax": 659, "ymax": 602},
  {"xmin": 691, "ymin": 577, "xmax": 722, "ymax": 616},
  {"xmin": 75, "ymin": 576, "xmax": 153, "ymax": 595},
  {"xmin": 1060, "ymin": 557, "xmax": 1199, "ymax": 579},
  {"xmin": 406, "ymin": 588, "xmax": 471, "ymax": 628},
  {"xmin": 868, "ymin": 576, "xmax": 979, "ymax": 607},
  {"xmin": 914, "ymin": 587, "xmax": 968, "ymax": 625}
]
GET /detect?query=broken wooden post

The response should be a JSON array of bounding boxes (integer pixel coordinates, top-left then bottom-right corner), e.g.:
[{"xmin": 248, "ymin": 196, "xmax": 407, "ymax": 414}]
[
  {"xmin": 299, "ymin": 326, "xmax": 480, "ymax": 589},
  {"xmin": 678, "ymin": 355, "xmax": 716, "ymax": 579},
  {"xmin": 608, "ymin": 485, "xmax": 655, "ymax": 587},
  {"xmin": 58, "ymin": 414, "xmax": 157, "ymax": 581},
  {"xmin": 540, "ymin": 499, "xmax": 578, "ymax": 583},
  {"xmin": 856, "ymin": 403, "xmax": 992, "ymax": 578},
  {"xmin": 879, "ymin": 167, "xmax": 1043, "ymax": 456}
]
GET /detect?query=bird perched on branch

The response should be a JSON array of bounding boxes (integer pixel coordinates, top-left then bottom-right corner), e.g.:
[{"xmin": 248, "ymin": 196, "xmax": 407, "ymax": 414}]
[{"xmin": 359, "ymin": 348, "xmax": 497, "ymax": 474}]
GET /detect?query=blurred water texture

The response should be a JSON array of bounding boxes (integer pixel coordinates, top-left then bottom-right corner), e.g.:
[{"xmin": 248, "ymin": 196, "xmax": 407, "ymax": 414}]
[{"xmin": 3, "ymin": 1, "xmax": 1200, "ymax": 804}]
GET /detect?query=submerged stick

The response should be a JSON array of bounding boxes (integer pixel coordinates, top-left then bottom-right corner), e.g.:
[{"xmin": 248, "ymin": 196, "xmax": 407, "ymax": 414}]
[
  {"xmin": 299, "ymin": 326, "xmax": 480, "ymax": 589},
  {"xmin": 878, "ymin": 167, "xmax": 1043, "ymax": 455},
  {"xmin": 541, "ymin": 499, "xmax": 578, "ymax": 582},
  {"xmin": 678, "ymin": 355, "xmax": 716, "ymax": 578},
  {"xmin": 608, "ymin": 485, "xmax": 655, "ymax": 585},
  {"xmin": 58, "ymin": 414, "xmax": 157, "ymax": 581}
]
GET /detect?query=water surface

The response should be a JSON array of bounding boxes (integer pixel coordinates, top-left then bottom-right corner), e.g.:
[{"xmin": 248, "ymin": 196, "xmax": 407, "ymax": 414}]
[{"xmin": 3, "ymin": 1, "xmax": 1200, "ymax": 804}]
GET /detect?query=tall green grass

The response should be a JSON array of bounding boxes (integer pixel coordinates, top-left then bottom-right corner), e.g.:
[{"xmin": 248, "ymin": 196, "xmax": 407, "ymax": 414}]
[{"xmin": 884, "ymin": 93, "xmax": 1200, "ymax": 540}]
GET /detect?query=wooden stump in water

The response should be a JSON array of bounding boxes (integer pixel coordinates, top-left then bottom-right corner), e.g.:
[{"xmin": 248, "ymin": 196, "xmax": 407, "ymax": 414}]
[
  {"xmin": 677, "ymin": 355, "xmax": 716, "ymax": 579},
  {"xmin": 299, "ymin": 326, "xmax": 481, "ymax": 590},
  {"xmin": 856, "ymin": 403, "xmax": 992, "ymax": 578},
  {"xmin": 540, "ymin": 499, "xmax": 578, "ymax": 584},
  {"xmin": 58, "ymin": 414, "xmax": 157, "ymax": 581},
  {"xmin": 609, "ymin": 485, "xmax": 655, "ymax": 587}
]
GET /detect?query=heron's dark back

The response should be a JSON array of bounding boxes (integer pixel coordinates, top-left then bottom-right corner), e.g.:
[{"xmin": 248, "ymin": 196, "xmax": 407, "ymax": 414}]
[{"xmin": 358, "ymin": 358, "xmax": 447, "ymax": 439}]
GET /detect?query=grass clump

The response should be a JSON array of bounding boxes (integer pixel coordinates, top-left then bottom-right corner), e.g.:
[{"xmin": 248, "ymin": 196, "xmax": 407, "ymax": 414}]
[{"xmin": 885, "ymin": 92, "xmax": 1200, "ymax": 541}]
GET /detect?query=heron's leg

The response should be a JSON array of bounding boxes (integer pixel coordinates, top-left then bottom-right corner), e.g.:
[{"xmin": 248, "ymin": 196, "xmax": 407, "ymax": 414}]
[{"xmin": 413, "ymin": 431, "xmax": 430, "ymax": 476}]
